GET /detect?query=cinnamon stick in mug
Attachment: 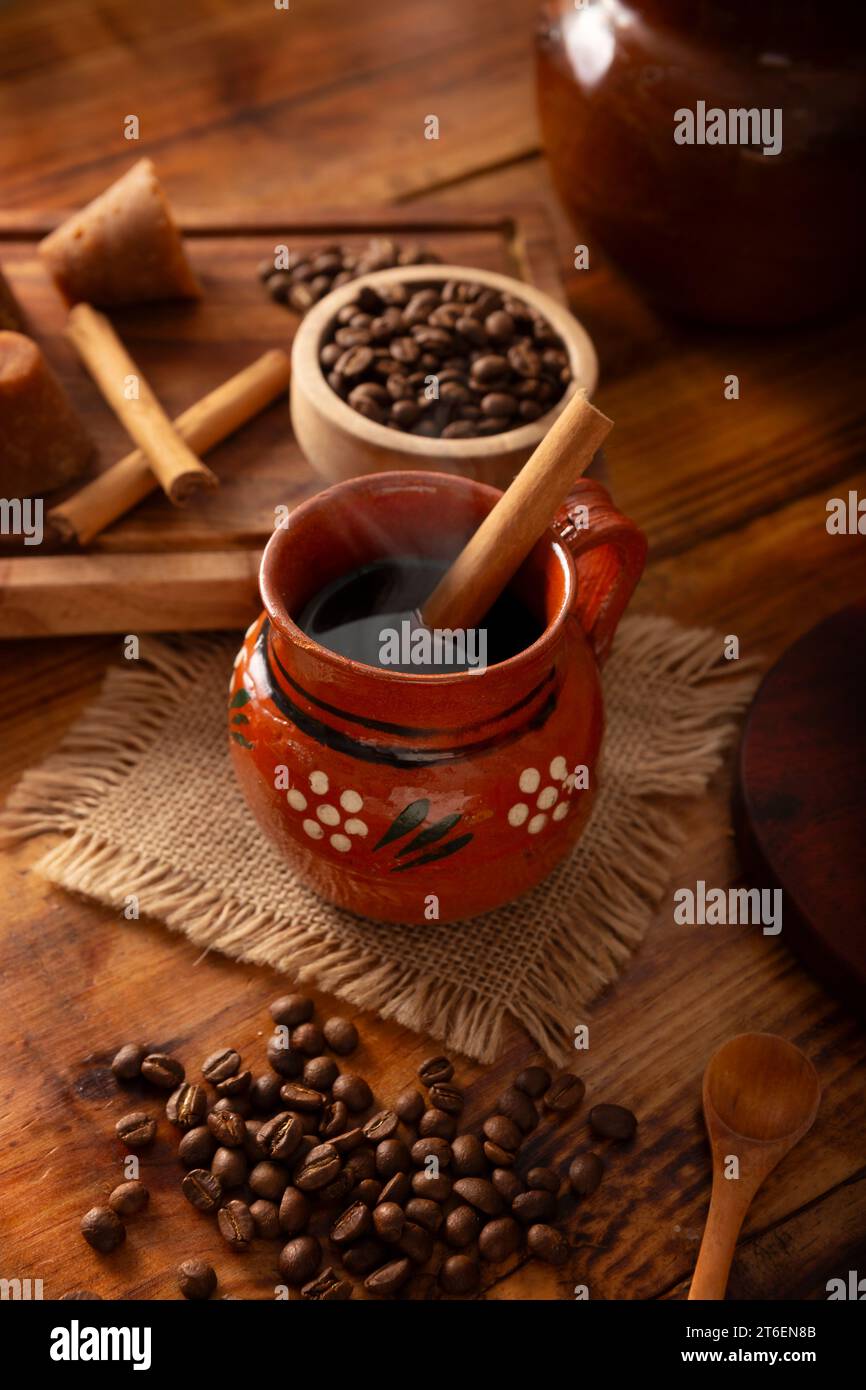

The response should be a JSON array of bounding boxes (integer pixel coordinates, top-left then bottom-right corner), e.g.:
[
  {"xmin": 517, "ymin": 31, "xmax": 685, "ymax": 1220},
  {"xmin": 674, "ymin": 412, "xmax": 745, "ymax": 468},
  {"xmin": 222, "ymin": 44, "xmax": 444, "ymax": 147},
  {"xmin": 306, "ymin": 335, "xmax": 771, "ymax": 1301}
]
[
  {"xmin": 49, "ymin": 349, "xmax": 291, "ymax": 545},
  {"xmin": 65, "ymin": 302, "xmax": 218, "ymax": 504}
]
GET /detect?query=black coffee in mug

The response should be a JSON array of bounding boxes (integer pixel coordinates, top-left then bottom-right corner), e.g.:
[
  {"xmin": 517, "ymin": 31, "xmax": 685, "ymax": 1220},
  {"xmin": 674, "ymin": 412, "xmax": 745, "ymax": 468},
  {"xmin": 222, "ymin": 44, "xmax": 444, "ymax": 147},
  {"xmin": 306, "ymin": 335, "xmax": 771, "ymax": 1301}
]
[{"xmin": 296, "ymin": 555, "xmax": 541, "ymax": 673}]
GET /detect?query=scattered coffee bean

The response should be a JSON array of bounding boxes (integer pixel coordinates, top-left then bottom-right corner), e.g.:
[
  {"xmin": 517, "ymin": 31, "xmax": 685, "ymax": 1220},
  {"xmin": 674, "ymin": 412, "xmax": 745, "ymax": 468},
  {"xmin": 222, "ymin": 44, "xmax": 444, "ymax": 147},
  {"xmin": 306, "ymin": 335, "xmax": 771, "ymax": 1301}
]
[
  {"xmin": 515, "ymin": 1065, "xmax": 551, "ymax": 1098},
  {"xmin": 166, "ymin": 1082, "xmax": 207, "ymax": 1129},
  {"xmin": 258, "ymin": 1111, "xmax": 303, "ymax": 1161},
  {"xmin": 301, "ymin": 1267, "xmax": 352, "ymax": 1300},
  {"xmin": 260, "ymin": 239, "xmax": 440, "ymax": 316},
  {"xmin": 497, "ymin": 1086, "xmax": 538, "ymax": 1133},
  {"xmin": 589, "ymin": 1103, "xmax": 637, "ymax": 1141},
  {"xmin": 266, "ymin": 1033, "xmax": 303, "ymax": 1078},
  {"xmin": 278, "ymin": 1186, "xmax": 310, "ymax": 1235},
  {"xmin": 513, "ymin": 1189, "xmax": 557, "ymax": 1224},
  {"xmin": 373, "ymin": 1201, "xmax": 405, "ymax": 1243},
  {"xmin": 444, "ymin": 1204, "xmax": 482, "ymax": 1248},
  {"xmin": 216, "ymin": 1069, "xmax": 251, "ymax": 1098},
  {"xmin": 527, "ymin": 1222, "xmax": 569, "ymax": 1266},
  {"xmin": 211, "ymin": 1094, "xmax": 252, "ymax": 1119},
  {"xmin": 177, "ymin": 1258, "xmax": 216, "ymax": 1300},
  {"xmin": 543, "ymin": 1073, "xmax": 586, "ymax": 1115},
  {"xmin": 419, "ymin": 1108, "xmax": 457, "ymax": 1140},
  {"xmin": 411, "ymin": 1170, "xmax": 452, "ymax": 1202},
  {"xmin": 201, "ymin": 1048, "xmax": 241, "ymax": 1083},
  {"xmin": 111, "ymin": 1043, "xmax": 145, "ymax": 1081},
  {"xmin": 141, "ymin": 1053, "xmax": 184, "ymax": 1089},
  {"xmin": 363, "ymin": 1109, "xmax": 399, "ymax": 1142},
  {"xmin": 320, "ymin": 1101, "xmax": 350, "ymax": 1140},
  {"xmin": 207, "ymin": 1108, "xmax": 246, "ymax": 1148},
  {"xmin": 479, "ymin": 1215, "xmax": 522, "ymax": 1262},
  {"xmin": 218, "ymin": 1199, "xmax": 254, "ymax": 1251},
  {"xmin": 428, "ymin": 1082, "xmax": 464, "ymax": 1115},
  {"xmin": 178, "ymin": 1125, "xmax": 215, "ymax": 1168},
  {"xmin": 568, "ymin": 1152, "xmax": 604, "ymax": 1196},
  {"xmin": 440, "ymin": 1253, "xmax": 480, "ymax": 1294},
  {"xmin": 453, "ymin": 1177, "xmax": 503, "ymax": 1217},
  {"xmin": 483, "ymin": 1113, "xmax": 522, "ymax": 1152},
  {"xmin": 249, "ymin": 1160, "xmax": 288, "ymax": 1201},
  {"xmin": 331, "ymin": 1200, "xmax": 373, "ymax": 1245},
  {"xmin": 295, "ymin": 1142, "xmax": 341, "ymax": 1191},
  {"xmin": 115, "ymin": 1112, "xmax": 156, "ymax": 1149},
  {"xmin": 344, "ymin": 1146, "xmax": 376, "ymax": 1182},
  {"xmin": 491, "ymin": 1168, "xmax": 523, "ymax": 1204},
  {"xmin": 342, "ymin": 1238, "xmax": 388, "ymax": 1275},
  {"xmin": 418, "ymin": 1055, "xmax": 453, "ymax": 1085},
  {"xmin": 250, "ymin": 1198, "xmax": 281, "ymax": 1240},
  {"xmin": 269, "ymin": 994, "xmax": 313, "ymax": 1026},
  {"xmin": 244, "ymin": 1119, "xmax": 268, "ymax": 1163},
  {"xmin": 399, "ymin": 1221, "xmax": 434, "ymax": 1265},
  {"xmin": 483, "ymin": 1141, "xmax": 515, "ymax": 1168},
  {"xmin": 323, "ymin": 1017, "xmax": 358, "ymax": 1055},
  {"xmin": 108, "ymin": 1180, "xmax": 149, "ymax": 1217},
  {"xmin": 211, "ymin": 1146, "xmax": 248, "ymax": 1188},
  {"xmin": 375, "ymin": 1138, "xmax": 411, "ymax": 1179},
  {"xmin": 527, "ymin": 1166, "xmax": 560, "ymax": 1194},
  {"xmin": 410, "ymin": 1136, "xmax": 451, "ymax": 1169},
  {"xmin": 181, "ymin": 1168, "xmax": 223, "ymax": 1213},
  {"xmin": 279, "ymin": 1235, "xmax": 322, "ymax": 1284},
  {"xmin": 378, "ymin": 1172, "xmax": 412, "ymax": 1206},
  {"xmin": 394, "ymin": 1088, "xmax": 425, "ymax": 1124},
  {"xmin": 81, "ymin": 1206, "xmax": 125, "ymax": 1253},
  {"xmin": 405, "ymin": 1197, "xmax": 443, "ymax": 1234},
  {"xmin": 303, "ymin": 1056, "xmax": 338, "ymax": 1090},
  {"xmin": 354, "ymin": 1178, "xmax": 383, "ymax": 1207},
  {"xmin": 291, "ymin": 1022, "xmax": 325, "ymax": 1057},
  {"xmin": 365, "ymin": 1257, "xmax": 412, "ymax": 1297},
  {"xmin": 332, "ymin": 1073, "xmax": 373, "ymax": 1113},
  {"xmin": 279, "ymin": 1082, "xmax": 324, "ymax": 1113},
  {"xmin": 450, "ymin": 1133, "xmax": 486, "ymax": 1176}
]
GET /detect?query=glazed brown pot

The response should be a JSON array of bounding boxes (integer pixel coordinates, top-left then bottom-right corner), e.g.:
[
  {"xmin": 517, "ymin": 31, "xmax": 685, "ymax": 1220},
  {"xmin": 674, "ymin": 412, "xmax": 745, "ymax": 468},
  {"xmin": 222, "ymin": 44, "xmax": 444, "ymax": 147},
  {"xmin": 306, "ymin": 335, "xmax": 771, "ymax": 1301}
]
[{"xmin": 229, "ymin": 471, "xmax": 646, "ymax": 925}]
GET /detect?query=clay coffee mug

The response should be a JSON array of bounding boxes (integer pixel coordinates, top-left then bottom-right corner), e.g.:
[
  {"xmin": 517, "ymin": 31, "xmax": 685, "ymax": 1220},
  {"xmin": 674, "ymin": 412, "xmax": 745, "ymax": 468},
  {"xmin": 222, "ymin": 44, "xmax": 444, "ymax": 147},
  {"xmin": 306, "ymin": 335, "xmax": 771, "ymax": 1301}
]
[{"xmin": 229, "ymin": 471, "xmax": 646, "ymax": 925}]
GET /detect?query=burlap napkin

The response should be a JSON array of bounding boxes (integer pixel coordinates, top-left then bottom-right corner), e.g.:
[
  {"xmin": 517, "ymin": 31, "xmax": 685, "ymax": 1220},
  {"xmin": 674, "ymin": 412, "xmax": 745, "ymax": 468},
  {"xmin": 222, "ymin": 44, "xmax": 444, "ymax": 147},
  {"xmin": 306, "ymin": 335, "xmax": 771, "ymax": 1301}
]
[{"xmin": 2, "ymin": 619, "xmax": 755, "ymax": 1063}]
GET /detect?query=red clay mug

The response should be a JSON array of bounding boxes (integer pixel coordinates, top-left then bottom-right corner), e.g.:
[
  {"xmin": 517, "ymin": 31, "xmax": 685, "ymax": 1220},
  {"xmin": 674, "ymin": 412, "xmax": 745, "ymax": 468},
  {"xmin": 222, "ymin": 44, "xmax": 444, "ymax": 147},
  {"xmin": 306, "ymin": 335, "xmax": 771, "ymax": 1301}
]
[{"xmin": 229, "ymin": 471, "xmax": 646, "ymax": 924}]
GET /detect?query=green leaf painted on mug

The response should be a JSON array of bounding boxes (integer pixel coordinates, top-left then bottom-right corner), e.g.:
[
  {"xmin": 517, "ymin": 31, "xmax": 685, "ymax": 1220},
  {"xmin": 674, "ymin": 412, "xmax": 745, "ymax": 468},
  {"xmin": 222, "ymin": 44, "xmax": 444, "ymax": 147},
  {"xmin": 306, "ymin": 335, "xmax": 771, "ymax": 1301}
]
[
  {"xmin": 231, "ymin": 730, "xmax": 255, "ymax": 750},
  {"xmin": 373, "ymin": 798, "xmax": 430, "ymax": 852},
  {"xmin": 391, "ymin": 832, "xmax": 474, "ymax": 871},
  {"xmin": 395, "ymin": 813, "xmax": 462, "ymax": 858},
  {"xmin": 230, "ymin": 688, "xmax": 251, "ymax": 708}
]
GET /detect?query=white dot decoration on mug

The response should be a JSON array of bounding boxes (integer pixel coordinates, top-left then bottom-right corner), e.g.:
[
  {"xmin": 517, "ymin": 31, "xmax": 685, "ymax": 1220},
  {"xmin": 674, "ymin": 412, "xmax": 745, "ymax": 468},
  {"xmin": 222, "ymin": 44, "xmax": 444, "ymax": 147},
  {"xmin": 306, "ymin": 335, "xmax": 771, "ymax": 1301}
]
[
  {"xmin": 287, "ymin": 770, "xmax": 368, "ymax": 850},
  {"xmin": 508, "ymin": 755, "xmax": 582, "ymax": 835}
]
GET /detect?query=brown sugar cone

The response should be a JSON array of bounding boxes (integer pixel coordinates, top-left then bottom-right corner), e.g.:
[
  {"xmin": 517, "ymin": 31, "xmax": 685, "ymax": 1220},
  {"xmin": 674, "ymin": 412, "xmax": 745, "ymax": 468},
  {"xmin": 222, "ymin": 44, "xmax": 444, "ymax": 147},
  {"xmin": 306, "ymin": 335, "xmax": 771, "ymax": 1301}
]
[
  {"xmin": 0, "ymin": 266, "xmax": 26, "ymax": 331},
  {"xmin": 38, "ymin": 158, "xmax": 201, "ymax": 307},
  {"xmin": 0, "ymin": 331, "xmax": 95, "ymax": 496}
]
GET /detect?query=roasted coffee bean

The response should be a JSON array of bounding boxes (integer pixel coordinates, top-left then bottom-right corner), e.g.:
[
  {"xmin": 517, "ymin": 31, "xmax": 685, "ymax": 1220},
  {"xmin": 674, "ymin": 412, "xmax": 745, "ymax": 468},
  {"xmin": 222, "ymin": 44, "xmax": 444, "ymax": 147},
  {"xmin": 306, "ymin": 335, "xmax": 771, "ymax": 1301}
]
[
  {"xmin": 181, "ymin": 1169, "xmax": 222, "ymax": 1213},
  {"xmin": 211, "ymin": 1095, "xmax": 252, "ymax": 1119},
  {"xmin": 258, "ymin": 1111, "xmax": 303, "ymax": 1161},
  {"xmin": 450, "ymin": 1133, "xmax": 486, "ymax": 1176},
  {"xmin": 428, "ymin": 1083, "xmax": 464, "ymax": 1115},
  {"xmin": 354, "ymin": 1178, "xmax": 383, "ymax": 1207},
  {"xmin": 115, "ymin": 1111, "xmax": 156, "ymax": 1149},
  {"xmin": 289, "ymin": 1135, "xmax": 319, "ymax": 1173},
  {"xmin": 81, "ymin": 1206, "xmax": 125, "ymax": 1253},
  {"xmin": 483, "ymin": 1142, "xmax": 515, "ymax": 1168},
  {"xmin": 483, "ymin": 1113, "xmax": 522, "ymax": 1152},
  {"xmin": 378, "ymin": 1171, "xmax": 412, "ymax": 1206},
  {"xmin": 295, "ymin": 1142, "xmax": 341, "ymax": 1191},
  {"xmin": 291, "ymin": 1022, "xmax": 325, "ymax": 1058},
  {"xmin": 250, "ymin": 1198, "xmax": 281, "ymax": 1240},
  {"xmin": 569, "ymin": 1152, "xmax": 605, "ymax": 1196},
  {"xmin": 410, "ymin": 1136, "xmax": 451, "ymax": 1168},
  {"xmin": 320, "ymin": 1101, "xmax": 350, "ymax": 1140},
  {"xmin": 514, "ymin": 1065, "xmax": 551, "ymax": 1098},
  {"xmin": 331, "ymin": 1200, "xmax": 372, "ymax": 1245},
  {"xmin": 269, "ymin": 994, "xmax": 313, "ymax": 1027},
  {"xmin": 411, "ymin": 1170, "xmax": 452, "ymax": 1202},
  {"xmin": 249, "ymin": 1160, "xmax": 288, "ymax": 1201},
  {"xmin": 323, "ymin": 1017, "xmax": 358, "ymax": 1055},
  {"xmin": 527, "ymin": 1166, "xmax": 560, "ymax": 1194},
  {"xmin": 332, "ymin": 1073, "xmax": 373, "ymax": 1113},
  {"xmin": 344, "ymin": 1146, "xmax": 376, "ymax": 1182},
  {"xmin": 398, "ymin": 1221, "xmax": 434, "ymax": 1265},
  {"xmin": 216, "ymin": 1069, "xmax": 251, "ymax": 1099},
  {"xmin": 418, "ymin": 1055, "xmax": 453, "ymax": 1085},
  {"xmin": 218, "ymin": 1199, "xmax": 254, "ymax": 1251},
  {"xmin": 512, "ymin": 1189, "xmax": 557, "ymax": 1224},
  {"xmin": 589, "ymin": 1103, "xmax": 638, "ymax": 1141},
  {"xmin": 244, "ymin": 1120, "xmax": 268, "ymax": 1163},
  {"xmin": 279, "ymin": 1082, "xmax": 324, "ymax": 1113},
  {"xmin": 497, "ymin": 1086, "xmax": 538, "ymax": 1133},
  {"xmin": 363, "ymin": 1109, "xmax": 399, "ymax": 1142},
  {"xmin": 373, "ymin": 1201, "xmax": 405, "ymax": 1243},
  {"xmin": 207, "ymin": 1108, "xmax": 246, "ymax": 1148},
  {"xmin": 301, "ymin": 1267, "xmax": 352, "ymax": 1301},
  {"xmin": 141, "ymin": 1052, "xmax": 184, "ymax": 1089},
  {"xmin": 201, "ymin": 1048, "xmax": 241, "ymax": 1083},
  {"xmin": 279, "ymin": 1235, "xmax": 322, "ymax": 1285},
  {"xmin": 527, "ymin": 1222, "xmax": 569, "ymax": 1266},
  {"xmin": 178, "ymin": 1125, "xmax": 216, "ymax": 1168},
  {"xmin": 543, "ymin": 1072, "xmax": 586, "ymax": 1115},
  {"xmin": 491, "ymin": 1167, "xmax": 523, "ymax": 1204},
  {"xmin": 405, "ymin": 1197, "xmax": 443, "ymax": 1233},
  {"xmin": 375, "ymin": 1138, "xmax": 411, "ymax": 1179},
  {"xmin": 278, "ymin": 1186, "xmax": 310, "ymax": 1235},
  {"xmin": 177, "ymin": 1258, "xmax": 216, "ymax": 1300},
  {"xmin": 444, "ymin": 1204, "xmax": 481, "ymax": 1249},
  {"xmin": 211, "ymin": 1146, "xmax": 248, "ymax": 1188},
  {"xmin": 303, "ymin": 1056, "xmax": 338, "ymax": 1091},
  {"xmin": 479, "ymin": 1215, "xmax": 522, "ymax": 1261},
  {"xmin": 365, "ymin": 1257, "xmax": 412, "ymax": 1297},
  {"xmin": 266, "ymin": 1033, "xmax": 303, "ymax": 1078},
  {"xmin": 440, "ymin": 1253, "xmax": 480, "ymax": 1294},
  {"xmin": 107, "ymin": 1180, "xmax": 149, "ymax": 1217},
  {"xmin": 166, "ymin": 1082, "xmax": 207, "ymax": 1130},
  {"xmin": 419, "ymin": 1108, "xmax": 457, "ymax": 1140},
  {"xmin": 394, "ymin": 1088, "xmax": 425, "ymax": 1124},
  {"xmin": 453, "ymin": 1177, "xmax": 503, "ymax": 1217},
  {"xmin": 342, "ymin": 1238, "xmax": 388, "ymax": 1275},
  {"xmin": 111, "ymin": 1043, "xmax": 146, "ymax": 1080}
]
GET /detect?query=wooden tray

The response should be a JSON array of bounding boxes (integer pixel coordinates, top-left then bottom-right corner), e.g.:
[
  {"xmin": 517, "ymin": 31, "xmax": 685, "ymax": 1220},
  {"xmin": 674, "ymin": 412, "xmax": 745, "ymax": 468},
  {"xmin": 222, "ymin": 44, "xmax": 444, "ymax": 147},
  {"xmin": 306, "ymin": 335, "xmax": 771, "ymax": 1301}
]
[{"xmin": 0, "ymin": 206, "xmax": 566, "ymax": 637}]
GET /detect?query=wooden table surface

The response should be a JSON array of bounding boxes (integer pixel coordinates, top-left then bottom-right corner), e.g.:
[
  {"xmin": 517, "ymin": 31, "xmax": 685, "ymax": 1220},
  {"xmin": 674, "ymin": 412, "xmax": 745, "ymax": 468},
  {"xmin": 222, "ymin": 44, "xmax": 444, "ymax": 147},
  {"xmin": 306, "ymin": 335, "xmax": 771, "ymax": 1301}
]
[{"xmin": 1, "ymin": 0, "xmax": 865, "ymax": 1302}]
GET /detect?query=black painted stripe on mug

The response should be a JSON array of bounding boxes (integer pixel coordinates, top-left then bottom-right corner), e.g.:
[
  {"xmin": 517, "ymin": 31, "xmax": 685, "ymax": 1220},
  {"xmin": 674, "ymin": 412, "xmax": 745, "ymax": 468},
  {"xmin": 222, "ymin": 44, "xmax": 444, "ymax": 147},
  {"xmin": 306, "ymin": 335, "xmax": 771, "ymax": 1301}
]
[
  {"xmin": 263, "ymin": 618, "xmax": 556, "ymax": 739},
  {"xmin": 252, "ymin": 625, "xmax": 556, "ymax": 769}
]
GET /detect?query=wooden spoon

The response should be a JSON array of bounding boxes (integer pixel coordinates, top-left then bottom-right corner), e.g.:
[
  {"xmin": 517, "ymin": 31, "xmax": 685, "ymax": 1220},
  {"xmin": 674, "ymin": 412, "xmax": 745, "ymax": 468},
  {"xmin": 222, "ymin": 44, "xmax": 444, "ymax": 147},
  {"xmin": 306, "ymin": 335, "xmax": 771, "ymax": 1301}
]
[
  {"xmin": 689, "ymin": 1032, "xmax": 820, "ymax": 1300},
  {"xmin": 421, "ymin": 389, "xmax": 611, "ymax": 631}
]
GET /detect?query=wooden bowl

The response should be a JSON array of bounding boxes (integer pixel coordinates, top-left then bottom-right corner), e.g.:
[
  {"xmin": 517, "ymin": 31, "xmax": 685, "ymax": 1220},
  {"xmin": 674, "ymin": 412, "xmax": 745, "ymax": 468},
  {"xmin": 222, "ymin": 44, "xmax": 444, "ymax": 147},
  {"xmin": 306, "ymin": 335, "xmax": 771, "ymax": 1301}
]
[{"xmin": 290, "ymin": 264, "xmax": 599, "ymax": 490}]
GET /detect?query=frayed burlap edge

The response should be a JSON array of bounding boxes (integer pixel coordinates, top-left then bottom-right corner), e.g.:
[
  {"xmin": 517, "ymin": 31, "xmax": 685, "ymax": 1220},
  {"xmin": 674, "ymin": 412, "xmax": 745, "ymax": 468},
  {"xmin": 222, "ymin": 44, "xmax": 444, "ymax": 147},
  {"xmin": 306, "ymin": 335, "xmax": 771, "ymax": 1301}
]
[{"xmin": 0, "ymin": 622, "xmax": 758, "ymax": 1063}]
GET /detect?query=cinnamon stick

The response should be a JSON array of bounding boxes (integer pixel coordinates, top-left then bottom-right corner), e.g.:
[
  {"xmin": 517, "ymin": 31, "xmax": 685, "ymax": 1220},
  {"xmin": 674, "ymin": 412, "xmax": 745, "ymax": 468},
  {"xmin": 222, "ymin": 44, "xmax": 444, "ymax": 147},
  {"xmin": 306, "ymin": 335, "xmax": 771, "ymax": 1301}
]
[
  {"xmin": 49, "ymin": 349, "xmax": 291, "ymax": 545},
  {"xmin": 65, "ymin": 303, "xmax": 218, "ymax": 504},
  {"xmin": 421, "ymin": 391, "xmax": 612, "ymax": 632}
]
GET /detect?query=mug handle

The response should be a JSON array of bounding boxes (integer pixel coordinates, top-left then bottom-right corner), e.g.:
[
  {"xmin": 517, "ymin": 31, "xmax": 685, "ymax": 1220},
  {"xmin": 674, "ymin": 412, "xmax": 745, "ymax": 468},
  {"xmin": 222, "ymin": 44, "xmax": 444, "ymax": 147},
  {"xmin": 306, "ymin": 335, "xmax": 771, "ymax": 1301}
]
[{"xmin": 554, "ymin": 478, "xmax": 648, "ymax": 664}]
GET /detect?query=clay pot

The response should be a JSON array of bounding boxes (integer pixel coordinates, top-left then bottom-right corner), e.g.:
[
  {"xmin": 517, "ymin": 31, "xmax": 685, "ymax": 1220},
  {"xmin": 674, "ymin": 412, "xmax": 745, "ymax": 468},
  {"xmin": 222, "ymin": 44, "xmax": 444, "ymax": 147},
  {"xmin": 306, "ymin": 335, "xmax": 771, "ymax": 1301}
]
[{"xmin": 229, "ymin": 471, "xmax": 646, "ymax": 925}]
